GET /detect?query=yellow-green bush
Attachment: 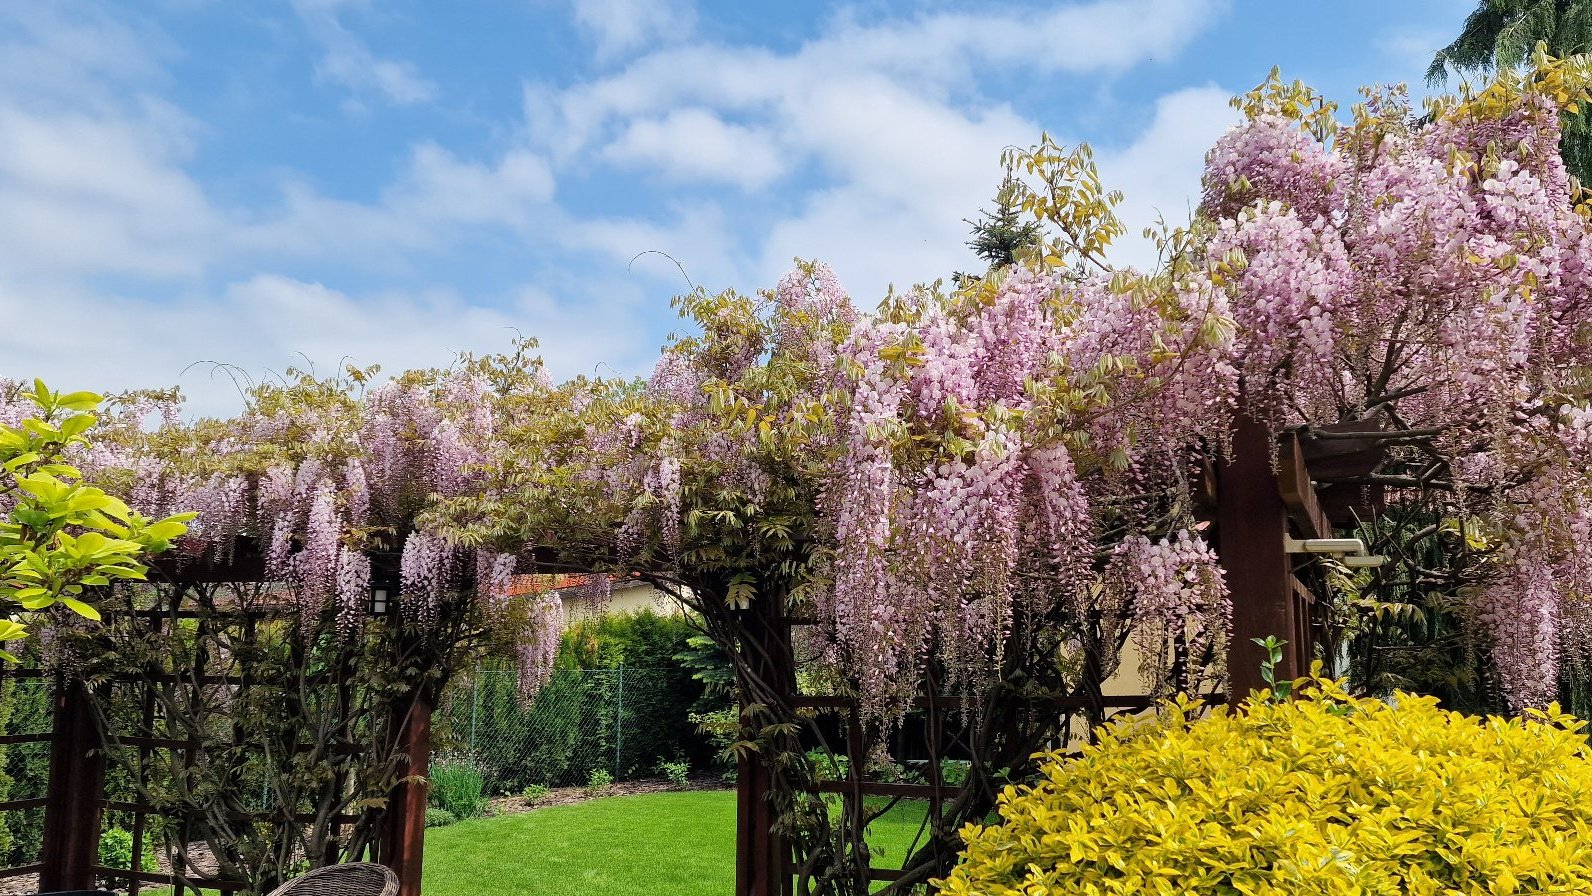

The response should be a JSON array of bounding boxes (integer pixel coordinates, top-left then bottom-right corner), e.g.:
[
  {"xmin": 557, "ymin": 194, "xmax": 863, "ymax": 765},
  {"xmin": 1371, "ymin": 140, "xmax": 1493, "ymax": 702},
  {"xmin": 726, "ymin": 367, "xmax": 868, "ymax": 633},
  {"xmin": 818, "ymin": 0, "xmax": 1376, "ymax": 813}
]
[{"xmin": 940, "ymin": 677, "xmax": 1592, "ymax": 896}]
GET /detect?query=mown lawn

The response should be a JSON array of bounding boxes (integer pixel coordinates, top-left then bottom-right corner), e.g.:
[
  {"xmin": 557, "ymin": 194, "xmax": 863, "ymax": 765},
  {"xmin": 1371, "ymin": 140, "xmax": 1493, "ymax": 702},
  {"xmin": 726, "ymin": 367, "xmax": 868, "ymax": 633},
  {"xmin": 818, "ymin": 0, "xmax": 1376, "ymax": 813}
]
[{"xmin": 422, "ymin": 790, "xmax": 931, "ymax": 896}]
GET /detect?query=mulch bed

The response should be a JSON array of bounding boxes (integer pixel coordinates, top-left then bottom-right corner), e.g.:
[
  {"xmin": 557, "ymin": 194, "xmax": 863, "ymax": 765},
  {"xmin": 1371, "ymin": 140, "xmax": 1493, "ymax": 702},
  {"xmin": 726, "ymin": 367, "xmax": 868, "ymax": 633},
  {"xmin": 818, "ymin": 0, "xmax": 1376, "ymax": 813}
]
[{"xmin": 486, "ymin": 773, "xmax": 729, "ymax": 816}]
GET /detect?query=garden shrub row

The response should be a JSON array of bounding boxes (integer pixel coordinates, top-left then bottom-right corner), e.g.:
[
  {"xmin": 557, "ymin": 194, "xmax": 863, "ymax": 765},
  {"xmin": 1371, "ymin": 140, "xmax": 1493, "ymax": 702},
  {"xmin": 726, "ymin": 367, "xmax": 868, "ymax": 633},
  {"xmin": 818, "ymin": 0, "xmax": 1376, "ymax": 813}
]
[{"xmin": 435, "ymin": 610, "xmax": 724, "ymax": 794}]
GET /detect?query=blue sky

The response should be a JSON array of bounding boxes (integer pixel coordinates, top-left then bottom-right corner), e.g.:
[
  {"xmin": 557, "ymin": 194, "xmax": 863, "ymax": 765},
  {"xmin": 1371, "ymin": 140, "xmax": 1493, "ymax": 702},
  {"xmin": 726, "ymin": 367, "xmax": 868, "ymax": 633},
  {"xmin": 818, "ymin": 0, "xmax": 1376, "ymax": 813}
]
[{"xmin": 0, "ymin": 0, "xmax": 1475, "ymax": 416}]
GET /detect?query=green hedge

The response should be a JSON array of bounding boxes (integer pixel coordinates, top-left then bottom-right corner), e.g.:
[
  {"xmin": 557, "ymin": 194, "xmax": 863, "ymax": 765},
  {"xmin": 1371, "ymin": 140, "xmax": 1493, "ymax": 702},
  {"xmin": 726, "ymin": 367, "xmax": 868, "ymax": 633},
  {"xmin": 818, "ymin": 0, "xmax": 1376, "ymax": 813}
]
[{"xmin": 438, "ymin": 611, "xmax": 722, "ymax": 792}]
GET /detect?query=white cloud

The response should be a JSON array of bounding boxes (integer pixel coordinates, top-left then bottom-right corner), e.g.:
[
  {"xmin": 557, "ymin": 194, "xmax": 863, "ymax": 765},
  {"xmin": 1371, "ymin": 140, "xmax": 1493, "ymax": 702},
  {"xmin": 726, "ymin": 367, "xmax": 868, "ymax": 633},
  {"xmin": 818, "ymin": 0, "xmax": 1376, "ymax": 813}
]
[
  {"xmin": 603, "ymin": 108, "xmax": 787, "ymax": 189},
  {"xmin": 0, "ymin": 3, "xmax": 565, "ymax": 293},
  {"xmin": 530, "ymin": 0, "xmax": 1226, "ymax": 158},
  {"xmin": 516, "ymin": 0, "xmax": 1230, "ymax": 302},
  {"xmin": 0, "ymin": 3, "xmax": 172, "ymax": 112},
  {"xmin": 524, "ymin": 0, "xmax": 1229, "ymax": 302},
  {"xmin": 560, "ymin": 199, "xmax": 742, "ymax": 289},
  {"xmin": 0, "ymin": 103, "xmax": 218, "ymax": 279},
  {"xmin": 291, "ymin": 0, "xmax": 438, "ymax": 105},
  {"xmin": 1379, "ymin": 27, "xmax": 1446, "ymax": 72},
  {"xmin": 815, "ymin": 0, "xmax": 1227, "ymax": 79},
  {"xmin": 0, "ymin": 84, "xmax": 557, "ymax": 282},
  {"xmin": 1097, "ymin": 86, "xmax": 1239, "ymax": 271},
  {"xmin": 568, "ymin": 0, "xmax": 696, "ymax": 61},
  {"xmin": 0, "ymin": 0, "xmax": 1240, "ymax": 418},
  {"xmin": 0, "ymin": 6, "xmax": 217, "ymax": 282},
  {"xmin": 238, "ymin": 143, "xmax": 558, "ymax": 263},
  {"xmin": 0, "ymin": 274, "xmax": 654, "ymax": 419},
  {"xmin": 401, "ymin": 143, "xmax": 557, "ymax": 221},
  {"xmin": 750, "ymin": 78, "xmax": 1038, "ymax": 300},
  {"xmin": 744, "ymin": 83, "xmax": 1235, "ymax": 302}
]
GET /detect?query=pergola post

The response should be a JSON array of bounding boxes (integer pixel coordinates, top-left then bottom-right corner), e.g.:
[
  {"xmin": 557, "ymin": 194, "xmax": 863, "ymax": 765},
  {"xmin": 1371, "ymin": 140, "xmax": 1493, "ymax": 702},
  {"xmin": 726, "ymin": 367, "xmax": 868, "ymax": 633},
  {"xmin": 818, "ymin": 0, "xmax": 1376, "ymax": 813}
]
[
  {"xmin": 735, "ymin": 594, "xmax": 792, "ymax": 896},
  {"xmin": 38, "ymin": 678, "xmax": 106, "ymax": 892},
  {"xmin": 1218, "ymin": 406, "xmax": 1302, "ymax": 704},
  {"xmin": 736, "ymin": 749, "xmax": 780, "ymax": 896},
  {"xmin": 379, "ymin": 689, "xmax": 432, "ymax": 896}
]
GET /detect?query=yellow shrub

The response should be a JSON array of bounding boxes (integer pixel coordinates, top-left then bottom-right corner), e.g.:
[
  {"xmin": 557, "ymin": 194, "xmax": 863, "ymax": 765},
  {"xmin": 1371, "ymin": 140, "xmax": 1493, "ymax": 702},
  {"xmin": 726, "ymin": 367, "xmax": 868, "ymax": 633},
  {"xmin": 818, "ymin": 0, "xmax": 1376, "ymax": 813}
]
[{"xmin": 940, "ymin": 677, "xmax": 1592, "ymax": 896}]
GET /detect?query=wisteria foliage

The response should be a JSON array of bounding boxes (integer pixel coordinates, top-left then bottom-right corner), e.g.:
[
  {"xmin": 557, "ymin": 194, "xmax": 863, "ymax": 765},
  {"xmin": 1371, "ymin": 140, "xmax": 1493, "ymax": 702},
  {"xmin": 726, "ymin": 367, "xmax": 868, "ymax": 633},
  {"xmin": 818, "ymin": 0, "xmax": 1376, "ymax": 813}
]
[
  {"xmin": 446, "ymin": 257, "xmax": 1240, "ymax": 726},
  {"xmin": 449, "ymin": 57, "xmax": 1592, "ymax": 720}
]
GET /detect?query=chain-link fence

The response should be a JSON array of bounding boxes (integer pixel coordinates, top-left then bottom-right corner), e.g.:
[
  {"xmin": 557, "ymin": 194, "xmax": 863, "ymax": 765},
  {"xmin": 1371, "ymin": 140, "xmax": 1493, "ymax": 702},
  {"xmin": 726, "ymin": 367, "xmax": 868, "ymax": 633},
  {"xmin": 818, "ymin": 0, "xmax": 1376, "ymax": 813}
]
[
  {"xmin": 0, "ymin": 675, "xmax": 51, "ymax": 869},
  {"xmin": 435, "ymin": 666, "xmax": 710, "ymax": 796}
]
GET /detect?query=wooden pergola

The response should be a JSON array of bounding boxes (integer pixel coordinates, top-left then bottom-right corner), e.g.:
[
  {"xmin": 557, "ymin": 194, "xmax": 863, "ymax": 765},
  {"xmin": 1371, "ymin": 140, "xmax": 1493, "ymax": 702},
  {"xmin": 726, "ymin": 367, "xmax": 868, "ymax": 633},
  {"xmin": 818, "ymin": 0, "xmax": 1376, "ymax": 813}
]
[{"xmin": 0, "ymin": 411, "xmax": 1388, "ymax": 896}]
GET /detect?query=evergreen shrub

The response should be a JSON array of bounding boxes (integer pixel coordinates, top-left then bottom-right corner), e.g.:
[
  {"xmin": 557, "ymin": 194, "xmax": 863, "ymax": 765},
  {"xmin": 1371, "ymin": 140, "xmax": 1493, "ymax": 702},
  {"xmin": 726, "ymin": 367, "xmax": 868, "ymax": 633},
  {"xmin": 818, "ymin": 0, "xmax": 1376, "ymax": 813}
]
[{"xmin": 943, "ymin": 675, "xmax": 1592, "ymax": 896}]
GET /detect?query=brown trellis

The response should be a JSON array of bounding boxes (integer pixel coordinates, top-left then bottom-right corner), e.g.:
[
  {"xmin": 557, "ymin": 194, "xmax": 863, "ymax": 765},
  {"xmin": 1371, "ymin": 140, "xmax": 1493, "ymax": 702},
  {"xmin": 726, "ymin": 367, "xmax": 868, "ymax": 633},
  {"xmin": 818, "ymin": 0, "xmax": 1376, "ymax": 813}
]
[
  {"xmin": 0, "ymin": 552, "xmax": 436, "ymax": 896},
  {"xmin": 733, "ymin": 414, "xmax": 1386, "ymax": 895}
]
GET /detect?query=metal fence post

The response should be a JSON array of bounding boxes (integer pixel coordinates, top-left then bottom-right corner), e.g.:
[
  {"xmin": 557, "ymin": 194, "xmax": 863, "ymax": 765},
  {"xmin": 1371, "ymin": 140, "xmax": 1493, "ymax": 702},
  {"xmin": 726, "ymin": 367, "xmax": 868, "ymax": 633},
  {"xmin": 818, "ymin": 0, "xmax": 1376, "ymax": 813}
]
[
  {"xmin": 469, "ymin": 671, "xmax": 480, "ymax": 756},
  {"xmin": 614, "ymin": 664, "xmax": 624, "ymax": 777}
]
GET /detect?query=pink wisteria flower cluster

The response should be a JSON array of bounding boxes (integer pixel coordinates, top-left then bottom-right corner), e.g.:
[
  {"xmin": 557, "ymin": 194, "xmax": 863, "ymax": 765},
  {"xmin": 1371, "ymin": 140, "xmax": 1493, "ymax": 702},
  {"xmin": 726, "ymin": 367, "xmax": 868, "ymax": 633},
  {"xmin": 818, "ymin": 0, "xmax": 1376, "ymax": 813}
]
[
  {"xmin": 1202, "ymin": 70, "xmax": 1592, "ymax": 708},
  {"xmin": 1105, "ymin": 530, "xmax": 1231, "ymax": 695},
  {"xmin": 815, "ymin": 266, "xmax": 1238, "ymax": 717},
  {"xmin": 65, "ymin": 367, "xmax": 564, "ymax": 698},
  {"xmin": 644, "ymin": 65, "xmax": 1591, "ymax": 717}
]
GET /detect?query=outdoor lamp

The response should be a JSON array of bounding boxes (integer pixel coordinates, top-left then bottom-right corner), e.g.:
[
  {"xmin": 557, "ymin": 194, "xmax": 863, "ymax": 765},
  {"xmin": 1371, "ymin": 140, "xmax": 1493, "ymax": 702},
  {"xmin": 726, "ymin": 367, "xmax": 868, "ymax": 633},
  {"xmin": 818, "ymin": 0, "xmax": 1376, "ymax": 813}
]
[
  {"xmin": 1283, "ymin": 537, "xmax": 1387, "ymax": 568},
  {"xmin": 1285, "ymin": 537, "xmax": 1369, "ymax": 555},
  {"xmin": 370, "ymin": 587, "xmax": 391, "ymax": 617},
  {"xmin": 1340, "ymin": 555, "xmax": 1387, "ymax": 569}
]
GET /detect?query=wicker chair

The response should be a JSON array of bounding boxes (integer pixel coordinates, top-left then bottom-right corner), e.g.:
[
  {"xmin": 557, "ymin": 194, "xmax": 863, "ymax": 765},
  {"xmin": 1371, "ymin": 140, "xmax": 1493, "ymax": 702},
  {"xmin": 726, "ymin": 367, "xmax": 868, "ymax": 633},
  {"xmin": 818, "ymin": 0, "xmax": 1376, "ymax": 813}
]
[{"xmin": 263, "ymin": 862, "xmax": 399, "ymax": 896}]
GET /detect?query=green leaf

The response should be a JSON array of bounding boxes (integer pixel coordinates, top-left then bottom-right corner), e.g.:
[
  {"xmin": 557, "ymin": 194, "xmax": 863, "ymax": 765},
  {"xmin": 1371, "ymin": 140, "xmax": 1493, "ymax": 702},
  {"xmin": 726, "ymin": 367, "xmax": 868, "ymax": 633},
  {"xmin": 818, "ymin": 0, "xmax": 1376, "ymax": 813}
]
[
  {"xmin": 66, "ymin": 491, "xmax": 118, "ymax": 513},
  {"xmin": 56, "ymin": 392, "xmax": 103, "ymax": 412},
  {"xmin": 94, "ymin": 565, "xmax": 147, "ymax": 579},
  {"xmin": 2, "ymin": 452, "xmax": 41, "ymax": 472},
  {"xmin": 59, "ymin": 597, "xmax": 101, "ymax": 622},
  {"xmin": 57, "ymin": 413, "xmax": 96, "ymax": 439}
]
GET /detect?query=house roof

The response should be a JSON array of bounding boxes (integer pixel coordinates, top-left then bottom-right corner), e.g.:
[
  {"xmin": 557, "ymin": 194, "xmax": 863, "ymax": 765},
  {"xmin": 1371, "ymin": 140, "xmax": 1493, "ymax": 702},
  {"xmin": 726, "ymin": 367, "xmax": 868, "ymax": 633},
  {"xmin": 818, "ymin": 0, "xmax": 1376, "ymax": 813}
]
[{"xmin": 506, "ymin": 572, "xmax": 644, "ymax": 597}]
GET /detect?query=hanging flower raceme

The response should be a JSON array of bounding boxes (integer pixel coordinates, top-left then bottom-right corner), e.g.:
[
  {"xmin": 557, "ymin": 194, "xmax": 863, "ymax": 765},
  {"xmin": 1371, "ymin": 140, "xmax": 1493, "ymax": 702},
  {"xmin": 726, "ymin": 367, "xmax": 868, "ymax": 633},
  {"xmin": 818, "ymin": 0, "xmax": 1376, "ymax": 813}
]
[
  {"xmin": 1202, "ymin": 113, "xmax": 1345, "ymax": 224},
  {"xmin": 1104, "ymin": 529, "xmax": 1231, "ymax": 695},
  {"xmin": 1027, "ymin": 444, "xmax": 1096, "ymax": 613},
  {"xmin": 815, "ymin": 262, "xmax": 1237, "ymax": 722},
  {"xmin": 1207, "ymin": 200, "xmax": 1348, "ymax": 424},
  {"xmin": 773, "ymin": 260, "xmax": 855, "ymax": 390},
  {"xmin": 72, "ymin": 362, "xmax": 564, "ymax": 701},
  {"xmin": 399, "ymin": 530, "xmax": 453, "ymax": 631},
  {"xmin": 517, "ymin": 592, "xmax": 564, "ymax": 701},
  {"xmin": 819, "ymin": 318, "xmax": 917, "ymax": 719},
  {"xmin": 334, "ymin": 547, "xmax": 371, "ymax": 641}
]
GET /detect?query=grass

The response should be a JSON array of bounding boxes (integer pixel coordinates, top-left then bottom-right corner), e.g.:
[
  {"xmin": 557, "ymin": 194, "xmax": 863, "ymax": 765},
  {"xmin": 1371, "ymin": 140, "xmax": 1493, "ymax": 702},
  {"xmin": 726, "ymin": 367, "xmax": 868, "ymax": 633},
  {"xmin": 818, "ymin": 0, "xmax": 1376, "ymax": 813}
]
[
  {"xmin": 139, "ymin": 790, "xmax": 935, "ymax": 896},
  {"xmin": 422, "ymin": 789, "xmax": 931, "ymax": 896}
]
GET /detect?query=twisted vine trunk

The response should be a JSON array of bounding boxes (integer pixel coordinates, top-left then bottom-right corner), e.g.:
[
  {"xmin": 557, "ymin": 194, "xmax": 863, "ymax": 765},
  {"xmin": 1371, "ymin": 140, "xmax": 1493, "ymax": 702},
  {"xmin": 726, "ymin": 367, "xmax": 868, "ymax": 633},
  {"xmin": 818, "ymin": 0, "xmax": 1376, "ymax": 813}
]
[{"xmin": 669, "ymin": 569, "xmax": 1119, "ymax": 896}]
